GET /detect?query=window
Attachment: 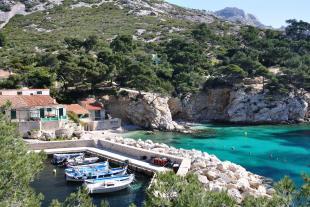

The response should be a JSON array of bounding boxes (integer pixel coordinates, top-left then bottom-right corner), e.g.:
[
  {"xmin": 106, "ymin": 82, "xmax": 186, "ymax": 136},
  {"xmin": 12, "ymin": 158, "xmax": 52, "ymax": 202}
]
[
  {"xmin": 47, "ymin": 108, "xmax": 52, "ymax": 112},
  {"xmin": 95, "ymin": 110, "xmax": 101, "ymax": 120},
  {"xmin": 11, "ymin": 110, "xmax": 16, "ymax": 119},
  {"xmin": 37, "ymin": 91, "xmax": 42, "ymax": 95},
  {"xmin": 17, "ymin": 91, "xmax": 22, "ymax": 95}
]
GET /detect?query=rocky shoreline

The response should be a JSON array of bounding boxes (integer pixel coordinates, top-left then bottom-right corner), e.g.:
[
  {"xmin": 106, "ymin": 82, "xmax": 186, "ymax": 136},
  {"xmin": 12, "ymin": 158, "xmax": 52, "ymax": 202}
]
[
  {"xmin": 94, "ymin": 131, "xmax": 274, "ymax": 202},
  {"xmin": 101, "ymin": 87, "xmax": 310, "ymax": 132}
]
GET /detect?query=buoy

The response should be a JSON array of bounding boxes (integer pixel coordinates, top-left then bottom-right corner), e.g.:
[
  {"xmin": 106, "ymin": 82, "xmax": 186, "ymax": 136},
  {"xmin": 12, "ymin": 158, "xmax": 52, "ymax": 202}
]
[
  {"xmin": 231, "ymin": 147, "xmax": 235, "ymax": 151},
  {"xmin": 244, "ymin": 131, "xmax": 248, "ymax": 136},
  {"xmin": 53, "ymin": 169, "xmax": 57, "ymax": 174}
]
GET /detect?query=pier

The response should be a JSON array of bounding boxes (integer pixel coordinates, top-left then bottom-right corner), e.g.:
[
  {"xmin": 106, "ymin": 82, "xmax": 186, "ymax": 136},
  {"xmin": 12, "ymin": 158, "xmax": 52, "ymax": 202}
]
[{"xmin": 27, "ymin": 139, "xmax": 191, "ymax": 176}]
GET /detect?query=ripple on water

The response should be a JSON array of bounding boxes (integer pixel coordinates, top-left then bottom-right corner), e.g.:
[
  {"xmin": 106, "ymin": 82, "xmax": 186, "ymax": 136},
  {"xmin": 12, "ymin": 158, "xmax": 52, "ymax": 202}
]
[{"xmin": 125, "ymin": 124, "xmax": 310, "ymax": 186}]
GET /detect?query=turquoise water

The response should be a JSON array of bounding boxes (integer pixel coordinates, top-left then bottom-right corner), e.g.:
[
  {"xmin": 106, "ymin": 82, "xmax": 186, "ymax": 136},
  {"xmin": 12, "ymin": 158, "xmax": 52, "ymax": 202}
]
[{"xmin": 125, "ymin": 124, "xmax": 310, "ymax": 186}]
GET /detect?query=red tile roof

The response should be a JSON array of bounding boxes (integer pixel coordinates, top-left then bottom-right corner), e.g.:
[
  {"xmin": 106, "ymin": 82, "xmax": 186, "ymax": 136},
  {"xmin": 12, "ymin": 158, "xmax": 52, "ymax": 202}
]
[
  {"xmin": 65, "ymin": 104, "xmax": 89, "ymax": 115},
  {"xmin": 0, "ymin": 95, "xmax": 58, "ymax": 109},
  {"xmin": 79, "ymin": 98, "xmax": 103, "ymax": 111}
]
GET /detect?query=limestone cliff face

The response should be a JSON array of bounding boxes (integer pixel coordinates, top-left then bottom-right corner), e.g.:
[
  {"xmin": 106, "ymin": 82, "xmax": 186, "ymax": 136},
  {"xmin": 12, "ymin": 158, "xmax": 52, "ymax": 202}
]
[
  {"xmin": 101, "ymin": 88, "xmax": 308, "ymax": 130},
  {"xmin": 169, "ymin": 88, "xmax": 309, "ymax": 124},
  {"xmin": 101, "ymin": 89, "xmax": 183, "ymax": 131}
]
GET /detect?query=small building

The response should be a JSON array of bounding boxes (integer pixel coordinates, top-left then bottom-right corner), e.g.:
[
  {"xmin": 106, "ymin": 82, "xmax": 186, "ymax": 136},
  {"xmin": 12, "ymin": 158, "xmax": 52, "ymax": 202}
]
[
  {"xmin": 79, "ymin": 98, "xmax": 105, "ymax": 121},
  {"xmin": 65, "ymin": 104, "xmax": 90, "ymax": 120},
  {"xmin": 0, "ymin": 94, "xmax": 67, "ymax": 135},
  {"xmin": 0, "ymin": 88, "xmax": 50, "ymax": 96},
  {"xmin": 67, "ymin": 98, "xmax": 121, "ymax": 131}
]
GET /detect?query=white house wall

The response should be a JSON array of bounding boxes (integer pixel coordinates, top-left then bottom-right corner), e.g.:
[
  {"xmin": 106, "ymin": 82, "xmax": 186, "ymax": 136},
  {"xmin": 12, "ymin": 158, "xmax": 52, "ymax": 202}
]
[{"xmin": 0, "ymin": 89, "xmax": 50, "ymax": 95}]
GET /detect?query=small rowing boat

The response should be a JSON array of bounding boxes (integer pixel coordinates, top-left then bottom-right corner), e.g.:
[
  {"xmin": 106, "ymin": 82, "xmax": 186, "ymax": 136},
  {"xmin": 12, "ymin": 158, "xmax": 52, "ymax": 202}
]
[
  {"xmin": 85, "ymin": 174, "xmax": 135, "ymax": 194},
  {"xmin": 65, "ymin": 162, "xmax": 128, "ymax": 182},
  {"xmin": 51, "ymin": 153, "xmax": 84, "ymax": 165},
  {"xmin": 65, "ymin": 156, "xmax": 99, "ymax": 167}
]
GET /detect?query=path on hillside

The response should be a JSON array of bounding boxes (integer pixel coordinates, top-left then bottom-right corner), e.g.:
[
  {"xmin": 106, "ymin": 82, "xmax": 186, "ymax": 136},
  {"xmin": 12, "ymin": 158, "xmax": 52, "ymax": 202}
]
[{"xmin": 0, "ymin": 3, "xmax": 26, "ymax": 29}]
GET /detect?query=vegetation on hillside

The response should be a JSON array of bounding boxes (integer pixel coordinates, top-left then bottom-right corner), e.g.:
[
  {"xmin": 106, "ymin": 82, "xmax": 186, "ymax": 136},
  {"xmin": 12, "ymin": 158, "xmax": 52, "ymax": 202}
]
[{"xmin": 0, "ymin": 3, "xmax": 309, "ymax": 101}]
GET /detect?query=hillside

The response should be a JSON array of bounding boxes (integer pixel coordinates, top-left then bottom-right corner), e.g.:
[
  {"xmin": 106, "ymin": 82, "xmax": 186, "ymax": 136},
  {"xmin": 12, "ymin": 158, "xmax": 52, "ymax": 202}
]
[{"xmin": 0, "ymin": 0, "xmax": 309, "ymax": 109}]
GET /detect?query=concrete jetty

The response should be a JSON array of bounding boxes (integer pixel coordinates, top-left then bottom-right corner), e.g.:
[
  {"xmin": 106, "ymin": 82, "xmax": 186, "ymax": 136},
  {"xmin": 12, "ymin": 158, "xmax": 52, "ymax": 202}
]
[{"xmin": 27, "ymin": 139, "xmax": 190, "ymax": 176}]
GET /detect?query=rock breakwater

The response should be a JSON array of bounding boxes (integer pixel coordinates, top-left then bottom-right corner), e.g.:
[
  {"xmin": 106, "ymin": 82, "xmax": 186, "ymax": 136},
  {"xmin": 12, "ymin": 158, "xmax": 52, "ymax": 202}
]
[{"xmin": 100, "ymin": 135, "xmax": 274, "ymax": 202}]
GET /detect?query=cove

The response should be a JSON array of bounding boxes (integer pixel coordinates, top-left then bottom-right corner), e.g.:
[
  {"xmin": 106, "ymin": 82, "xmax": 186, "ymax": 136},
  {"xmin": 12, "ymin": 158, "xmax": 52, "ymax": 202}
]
[{"xmin": 125, "ymin": 124, "xmax": 310, "ymax": 186}]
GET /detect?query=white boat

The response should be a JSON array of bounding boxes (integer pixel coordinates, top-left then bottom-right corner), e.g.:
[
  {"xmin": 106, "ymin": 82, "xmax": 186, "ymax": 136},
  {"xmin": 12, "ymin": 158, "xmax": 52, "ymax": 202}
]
[
  {"xmin": 65, "ymin": 162, "xmax": 127, "ymax": 182},
  {"xmin": 51, "ymin": 153, "xmax": 84, "ymax": 165},
  {"xmin": 85, "ymin": 174, "xmax": 135, "ymax": 194},
  {"xmin": 65, "ymin": 156, "xmax": 99, "ymax": 167}
]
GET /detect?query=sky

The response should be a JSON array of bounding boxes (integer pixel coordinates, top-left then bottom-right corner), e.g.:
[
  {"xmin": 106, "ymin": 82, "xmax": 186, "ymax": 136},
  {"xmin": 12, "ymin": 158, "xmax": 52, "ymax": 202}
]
[{"xmin": 166, "ymin": 0, "xmax": 310, "ymax": 28}]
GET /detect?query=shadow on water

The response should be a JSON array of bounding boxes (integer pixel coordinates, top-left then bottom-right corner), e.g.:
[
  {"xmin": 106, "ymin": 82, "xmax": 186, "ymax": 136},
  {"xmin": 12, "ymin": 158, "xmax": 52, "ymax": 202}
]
[{"xmin": 270, "ymin": 130, "xmax": 310, "ymax": 150}]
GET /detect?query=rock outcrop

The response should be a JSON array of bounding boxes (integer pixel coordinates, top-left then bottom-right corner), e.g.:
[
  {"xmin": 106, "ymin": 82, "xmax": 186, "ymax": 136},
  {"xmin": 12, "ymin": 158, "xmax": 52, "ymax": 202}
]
[
  {"xmin": 169, "ymin": 87, "xmax": 309, "ymax": 124},
  {"xmin": 101, "ymin": 89, "xmax": 183, "ymax": 131}
]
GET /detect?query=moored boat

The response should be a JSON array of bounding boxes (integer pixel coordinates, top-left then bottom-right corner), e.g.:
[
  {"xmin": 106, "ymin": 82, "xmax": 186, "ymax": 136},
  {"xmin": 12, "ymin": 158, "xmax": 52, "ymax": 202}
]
[
  {"xmin": 51, "ymin": 153, "xmax": 84, "ymax": 165},
  {"xmin": 85, "ymin": 174, "xmax": 135, "ymax": 194},
  {"xmin": 65, "ymin": 156, "xmax": 99, "ymax": 167},
  {"xmin": 65, "ymin": 162, "xmax": 128, "ymax": 182}
]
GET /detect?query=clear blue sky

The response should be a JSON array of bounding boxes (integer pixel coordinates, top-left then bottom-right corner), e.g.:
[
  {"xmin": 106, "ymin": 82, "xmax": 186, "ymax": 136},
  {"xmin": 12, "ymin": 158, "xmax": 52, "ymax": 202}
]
[{"xmin": 166, "ymin": 0, "xmax": 310, "ymax": 28}]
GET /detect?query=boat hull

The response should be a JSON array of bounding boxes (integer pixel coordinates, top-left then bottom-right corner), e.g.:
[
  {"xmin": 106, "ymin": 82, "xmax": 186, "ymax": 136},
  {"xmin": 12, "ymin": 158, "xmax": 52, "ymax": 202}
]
[
  {"xmin": 86, "ymin": 174, "xmax": 135, "ymax": 194},
  {"xmin": 65, "ymin": 167, "xmax": 127, "ymax": 182}
]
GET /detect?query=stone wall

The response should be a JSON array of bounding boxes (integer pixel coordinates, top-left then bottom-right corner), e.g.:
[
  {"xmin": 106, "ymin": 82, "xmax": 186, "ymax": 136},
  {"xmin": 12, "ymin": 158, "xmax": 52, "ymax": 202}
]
[
  {"xmin": 18, "ymin": 121, "xmax": 41, "ymax": 135},
  {"xmin": 97, "ymin": 139, "xmax": 184, "ymax": 164},
  {"xmin": 26, "ymin": 139, "xmax": 95, "ymax": 150},
  {"xmin": 86, "ymin": 118, "xmax": 122, "ymax": 131}
]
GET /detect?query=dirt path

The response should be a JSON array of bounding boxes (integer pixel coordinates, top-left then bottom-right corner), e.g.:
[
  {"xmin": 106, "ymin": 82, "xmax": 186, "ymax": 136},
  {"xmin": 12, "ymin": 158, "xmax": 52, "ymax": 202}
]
[{"xmin": 0, "ymin": 3, "xmax": 26, "ymax": 29}]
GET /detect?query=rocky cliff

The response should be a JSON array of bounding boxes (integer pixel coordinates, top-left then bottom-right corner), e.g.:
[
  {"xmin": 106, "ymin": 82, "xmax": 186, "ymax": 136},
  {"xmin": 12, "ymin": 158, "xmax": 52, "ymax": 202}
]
[
  {"xmin": 170, "ymin": 87, "xmax": 309, "ymax": 124},
  {"xmin": 101, "ymin": 89, "xmax": 183, "ymax": 131},
  {"xmin": 100, "ymin": 87, "xmax": 308, "ymax": 131}
]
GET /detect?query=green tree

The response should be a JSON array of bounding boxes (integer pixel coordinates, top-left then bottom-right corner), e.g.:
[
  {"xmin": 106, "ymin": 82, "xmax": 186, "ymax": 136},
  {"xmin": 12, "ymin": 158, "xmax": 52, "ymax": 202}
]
[
  {"xmin": 0, "ymin": 110, "xmax": 45, "ymax": 206},
  {"xmin": 24, "ymin": 67, "xmax": 56, "ymax": 88},
  {"xmin": 110, "ymin": 35, "xmax": 135, "ymax": 53},
  {"xmin": 0, "ymin": 32, "xmax": 6, "ymax": 47}
]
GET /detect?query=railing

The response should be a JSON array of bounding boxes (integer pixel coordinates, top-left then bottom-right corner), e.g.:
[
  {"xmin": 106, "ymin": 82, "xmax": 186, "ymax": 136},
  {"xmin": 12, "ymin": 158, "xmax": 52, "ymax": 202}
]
[{"xmin": 40, "ymin": 116, "xmax": 67, "ymax": 122}]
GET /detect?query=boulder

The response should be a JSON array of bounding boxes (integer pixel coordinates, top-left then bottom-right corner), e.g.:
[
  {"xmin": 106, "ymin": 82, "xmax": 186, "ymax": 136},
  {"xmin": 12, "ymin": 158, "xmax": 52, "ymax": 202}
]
[
  {"xmin": 55, "ymin": 128, "xmax": 73, "ymax": 139},
  {"xmin": 27, "ymin": 130, "xmax": 42, "ymax": 139},
  {"xmin": 198, "ymin": 175, "xmax": 209, "ymax": 185},
  {"xmin": 206, "ymin": 170, "xmax": 219, "ymax": 181},
  {"xmin": 227, "ymin": 188, "xmax": 242, "ymax": 203},
  {"xmin": 236, "ymin": 178, "xmax": 250, "ymax": 192}
]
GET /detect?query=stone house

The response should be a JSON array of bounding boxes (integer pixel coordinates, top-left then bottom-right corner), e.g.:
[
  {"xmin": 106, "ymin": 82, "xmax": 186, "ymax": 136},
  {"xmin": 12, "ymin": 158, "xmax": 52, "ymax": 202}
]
[
  {"xmin": 66, "ymin": 98, "xmax": 121, "ymax": 131},
  {"xmin": 0, "ymin": 90, "xmax": 67, "ymax": 136}
]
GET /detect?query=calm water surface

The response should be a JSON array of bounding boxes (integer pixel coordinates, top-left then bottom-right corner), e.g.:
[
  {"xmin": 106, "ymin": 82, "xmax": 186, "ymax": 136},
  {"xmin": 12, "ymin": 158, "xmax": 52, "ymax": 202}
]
[
  {"xmin": 126, "ymin": 124, "xmax": 310, "ymax": 186},
  {"xmin": 32, "ymin": 159, "xmax": 149, "ymax": 207}
]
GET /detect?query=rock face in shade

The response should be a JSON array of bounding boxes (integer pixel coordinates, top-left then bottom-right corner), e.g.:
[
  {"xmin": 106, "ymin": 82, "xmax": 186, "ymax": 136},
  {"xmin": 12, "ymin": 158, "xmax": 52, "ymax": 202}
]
[
  {"xmin": 101, "ymin": 89, "xmax": 183, "ymax": 131},
  {"xmin": 169, "ymin": 87, "xmax": 309, "ymax": 124}
]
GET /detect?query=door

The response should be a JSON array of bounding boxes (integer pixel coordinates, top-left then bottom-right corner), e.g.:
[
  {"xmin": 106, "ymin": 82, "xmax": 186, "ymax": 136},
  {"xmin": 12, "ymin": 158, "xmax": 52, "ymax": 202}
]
[
  {"xmin": 59, "ymin": 108, "xmax": 64, "ymax": 118},
  {"xmin": 40, "ymin": 108, "xmax": 45, "ymax": 118}
]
